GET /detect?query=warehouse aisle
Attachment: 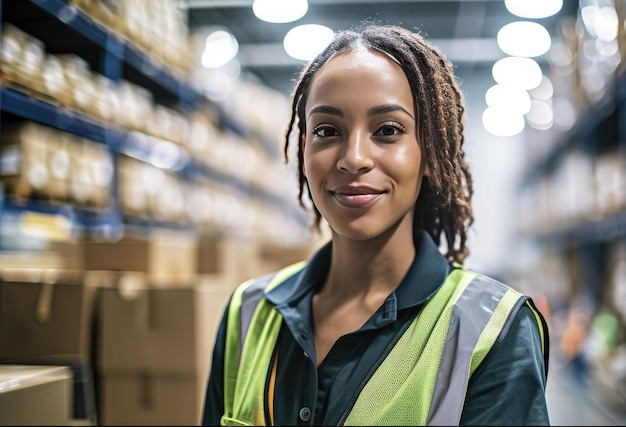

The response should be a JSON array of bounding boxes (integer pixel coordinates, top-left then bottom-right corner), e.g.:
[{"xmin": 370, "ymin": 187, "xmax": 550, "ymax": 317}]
[{"xmin": 546, "ymin": 347, "xmax": 626, "ymax": 426}]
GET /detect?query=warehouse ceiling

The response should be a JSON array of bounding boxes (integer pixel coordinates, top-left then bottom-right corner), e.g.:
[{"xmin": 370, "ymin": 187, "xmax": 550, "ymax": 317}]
[{"xmin": 182, "ymin": 0, "xmax": 581, "ymax": 97}]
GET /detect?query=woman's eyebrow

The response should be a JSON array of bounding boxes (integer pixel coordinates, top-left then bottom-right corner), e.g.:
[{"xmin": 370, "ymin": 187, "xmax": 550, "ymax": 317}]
[
  {"xmin": 367, "ymin": 103, "xmax": 415, "ymax": 120},
  {"xmin": 307, "ymin": 105, "xmax": 343, "ymax": 118}
]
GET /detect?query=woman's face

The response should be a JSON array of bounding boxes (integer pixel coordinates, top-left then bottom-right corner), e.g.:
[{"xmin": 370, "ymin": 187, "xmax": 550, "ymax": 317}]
[{"xmin": 302, "ymin": 47, "xmax": 427, "ymax": 241}]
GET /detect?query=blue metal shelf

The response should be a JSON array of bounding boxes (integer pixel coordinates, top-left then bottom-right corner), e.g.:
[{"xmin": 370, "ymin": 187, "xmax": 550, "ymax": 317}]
[
  {"xmin": 1, "ymin": 89, "xmax": 124, "ymax": 149},
  {"xmin": 531, "ymin": 212, "xmax": 626, "ymax": 250},
  {"xmin": 122, "ymin": 42, "xmax": 200, "ymax": 106},
  {"xmin": 30, "ymin": 0, "xmax": 115, "ymax": 51}
]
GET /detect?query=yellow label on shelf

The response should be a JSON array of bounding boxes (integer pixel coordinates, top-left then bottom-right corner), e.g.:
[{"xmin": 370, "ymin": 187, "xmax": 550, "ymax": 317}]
[{"xmin": 18, "ymin": 210, "xmax": 72, "ymax": 241}]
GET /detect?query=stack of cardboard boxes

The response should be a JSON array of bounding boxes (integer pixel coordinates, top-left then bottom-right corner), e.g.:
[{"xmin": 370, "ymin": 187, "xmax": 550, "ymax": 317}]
[
  {"xmin": 0, "ymin": 269, "xmax": 99, "ymax": 424},
  {"xmin": 95, "ymin": 272, "xmax": 228, "ymax": 425},
  {"xmin": 0, "ymin": 231, "xmax": 315, "ymax": 425}
]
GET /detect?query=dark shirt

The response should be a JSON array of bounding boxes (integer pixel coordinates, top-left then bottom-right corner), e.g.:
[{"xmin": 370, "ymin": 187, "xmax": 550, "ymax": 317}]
[{"xmin": 202, "ymin": 230, "xmax": 550, "ymax": 426}]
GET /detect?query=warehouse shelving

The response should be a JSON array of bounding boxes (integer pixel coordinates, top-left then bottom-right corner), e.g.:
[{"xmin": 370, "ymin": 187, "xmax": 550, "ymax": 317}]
[
  {"xmin": 518, "ymin": 65, "xmax": 626, "ymax": 250},
  {"xmin": 513, "ymin": 39, "xmax": 626, "ymax": 418},
  {"xmin": 4, "ymin": 0, "xmax": 199, "ymax": 105},
  {"xmin": 0, "ymin": 0, "xmax": 309, "ymax": 250}
]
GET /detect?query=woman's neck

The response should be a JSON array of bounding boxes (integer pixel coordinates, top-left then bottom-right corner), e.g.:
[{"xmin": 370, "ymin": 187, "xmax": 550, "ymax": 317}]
[{"xmin": 322, "ymin": 227, "xmax": 416, "ymax": 299}]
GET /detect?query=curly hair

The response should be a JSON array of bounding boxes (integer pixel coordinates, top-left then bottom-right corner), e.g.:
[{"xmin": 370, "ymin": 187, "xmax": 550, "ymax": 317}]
[{"xmin": 284, "ymin": 24, "xmax": 473, "ymax": 264}]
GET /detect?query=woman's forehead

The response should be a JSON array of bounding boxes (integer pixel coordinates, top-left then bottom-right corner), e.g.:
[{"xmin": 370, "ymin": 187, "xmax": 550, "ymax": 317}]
[{"xmin": 306, "ymin": 48, "xmax": 413, "ymax": 109}]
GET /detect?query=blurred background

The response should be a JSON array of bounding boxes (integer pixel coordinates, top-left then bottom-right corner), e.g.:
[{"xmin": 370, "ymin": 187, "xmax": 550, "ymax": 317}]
[{"xmin": 0, "ymin": 0, "xmax": 624, "ymax": 425}]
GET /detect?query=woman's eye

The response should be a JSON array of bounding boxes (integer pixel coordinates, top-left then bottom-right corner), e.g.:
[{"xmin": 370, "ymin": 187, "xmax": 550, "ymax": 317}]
[
  {"xmin": 312, "ymin": 126, "xmax": 339, "ymax": 138},
  {"xmin": 374, "ymin": 123, "xmax": 405, "ymax": 136}
]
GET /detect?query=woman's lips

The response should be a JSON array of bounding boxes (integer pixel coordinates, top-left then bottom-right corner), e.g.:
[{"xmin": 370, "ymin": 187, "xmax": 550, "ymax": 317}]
[{"xmin": 331, "ymin": 187, "xmax": 383, "ymax": 208}]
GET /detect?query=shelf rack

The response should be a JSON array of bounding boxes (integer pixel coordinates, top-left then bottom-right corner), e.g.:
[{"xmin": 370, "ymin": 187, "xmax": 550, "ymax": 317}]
[{"xmin": 0, "ymin": 0, "xmax": 309, "ymax": 250}]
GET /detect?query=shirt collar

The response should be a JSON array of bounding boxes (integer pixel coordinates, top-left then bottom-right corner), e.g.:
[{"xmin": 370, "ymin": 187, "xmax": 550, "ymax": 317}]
[{"xmin": 266, "ymin": 229, "xmax": 451, "ymax": 311}]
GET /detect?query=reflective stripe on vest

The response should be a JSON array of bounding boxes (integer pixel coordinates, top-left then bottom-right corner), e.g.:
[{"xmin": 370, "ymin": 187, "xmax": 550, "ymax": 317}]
[
  {"xmin": 222, "ymin": 263, "xmax": 540, "ymax": 426},
  {"xmin": 344, "ymin": 269, "xmax": 525, "ymax": 425}
]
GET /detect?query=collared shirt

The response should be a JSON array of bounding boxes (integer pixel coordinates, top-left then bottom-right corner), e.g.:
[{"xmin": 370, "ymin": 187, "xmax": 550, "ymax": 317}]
[{"xmin": 203, "ymin": 230, "xmax": 550, "ymax": 426}]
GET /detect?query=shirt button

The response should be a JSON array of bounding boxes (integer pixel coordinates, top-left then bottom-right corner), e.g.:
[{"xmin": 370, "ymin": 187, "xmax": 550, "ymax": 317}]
[
  {"xmin": 303, "ymin": 351, "xmax": 309, "ymax": 358},
  {"xmin": 299, "ymin": 407, "xmax": 311, "ymax": 422}
]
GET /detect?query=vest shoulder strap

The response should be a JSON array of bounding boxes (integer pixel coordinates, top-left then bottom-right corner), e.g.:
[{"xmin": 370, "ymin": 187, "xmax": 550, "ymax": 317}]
[{"xmin": 222, "ymin": 261, "xmax": 306, "ymax": 424}]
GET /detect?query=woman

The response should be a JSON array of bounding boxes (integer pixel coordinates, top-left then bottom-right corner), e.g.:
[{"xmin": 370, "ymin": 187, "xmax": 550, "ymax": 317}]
[{"xmin": 202, "ymin": 24, "xmax": 550, "ymax": 426}]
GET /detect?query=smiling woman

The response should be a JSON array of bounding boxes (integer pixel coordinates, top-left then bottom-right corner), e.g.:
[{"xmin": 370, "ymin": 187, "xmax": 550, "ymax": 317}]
[
  {"xmin": 202, "ymin": 23, "xmax": 551, "ymax": 426},
  {"xmin": 301, "ymin": 47, "xmax": 424, "ymax": 245}
]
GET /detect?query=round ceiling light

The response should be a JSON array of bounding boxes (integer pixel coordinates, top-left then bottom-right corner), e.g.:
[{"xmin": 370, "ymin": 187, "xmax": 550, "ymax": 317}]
[
  {"xmin": 497, "ymin": 21, "xmax": 551, "ymax": 57},
  {"xmin": 253, "ymin": 0, "xmax": 308, "ymax": 23},
  {"xmin": 504, "ymin": 0, "xmax": 563, "ymax": 19},
  {"xmin": 492, "ymin": 56, "xmax": 543, "ymax": 90},
  {"xmin": 482, "ymin": 107, "xmax": 526, "ymax": 137},
  {"xmin": 201, "ymin": 30, "xmax": 239, "ymax": 69},
  {"xmin": 283, "ymin": 24, "xmax": 334, "ymax": 61},
  {"xmin": 485, "ymin": 84, "xmax": 531, "ymax": 115}
]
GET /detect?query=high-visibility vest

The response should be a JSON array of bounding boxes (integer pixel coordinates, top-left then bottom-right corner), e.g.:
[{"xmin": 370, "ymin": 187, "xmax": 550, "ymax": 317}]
[{"xmin": 220, "ymin": 261, "xmax": 548, "ymax": 426}]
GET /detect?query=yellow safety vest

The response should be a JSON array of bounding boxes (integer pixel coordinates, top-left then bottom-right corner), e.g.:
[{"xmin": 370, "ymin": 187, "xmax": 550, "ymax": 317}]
[{"xmin": 220, "ymin": 262, "xmax": 547, "ymax": 426}]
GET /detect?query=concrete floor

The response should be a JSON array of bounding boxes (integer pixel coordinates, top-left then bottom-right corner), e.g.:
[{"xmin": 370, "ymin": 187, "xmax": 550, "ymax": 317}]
[{"xmin": 546, "ymin": 348, "xmax": 626, "ymax": 426}]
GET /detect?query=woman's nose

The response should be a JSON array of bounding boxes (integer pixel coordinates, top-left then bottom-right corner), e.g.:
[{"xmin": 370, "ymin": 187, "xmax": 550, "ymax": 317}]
[{"xmin": 336, "ymin": 131, "xmax": 374, "ymax": 174}]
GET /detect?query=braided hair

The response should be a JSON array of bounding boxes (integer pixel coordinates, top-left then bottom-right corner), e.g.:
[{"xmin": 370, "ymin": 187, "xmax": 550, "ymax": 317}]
[{"xmin": 284, "ymin": 24, "xmax": 473, "ymax": 264}]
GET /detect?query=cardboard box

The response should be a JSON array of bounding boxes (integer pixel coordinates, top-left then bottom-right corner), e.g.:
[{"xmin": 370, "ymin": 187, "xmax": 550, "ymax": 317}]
[
  {"xmin": 97, "ymin": 281, "xmax": 229, "ymax": 375},
  {"xmin": 252, "ymin": 242, "xmax": 314, "ymax": 278},
  {"xmin": 0, "ymin": 269, "xmax": 97, "ymax": 362},
  {"xmin": 2, "ymin": 356, "xmax": 98, "ymax": 424},
  {"xmin": 196, "ymin": 236, "xmax": 263, "ymax": 288},
  {"xmin": 83, "ymin": 231, "xmax": 198, "ymax": 286},
  {"xmin": 98, "ymin": 372, "xmax": 205, "ymax": 426},
  {"xmin": 0, "ymin": 364, "xmax": 73, "ymax": 426}
]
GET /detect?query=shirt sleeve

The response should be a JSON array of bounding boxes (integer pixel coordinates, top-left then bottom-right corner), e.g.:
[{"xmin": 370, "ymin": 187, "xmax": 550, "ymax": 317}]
[
  {"xmin": 202, "ymin": 302, "xmax": 230, "ymax": 426},
  {"xmin": 460, "ymin": 301, "xmax": 550, "ymax": 426}
]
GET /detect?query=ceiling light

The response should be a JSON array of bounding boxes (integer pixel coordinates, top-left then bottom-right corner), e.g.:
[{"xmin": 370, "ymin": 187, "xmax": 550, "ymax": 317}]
[
  {"xmin": 552, "ymin": 97, "xmax": 576, "ymax": 129},
  {"xmin": 581, "ymin": 5, "xmax": 619, "ymax": 41},
  {"xmin": 492, "ymin": 56, "xmax": 543, "ymax": 90},
  {"xmin": 201, "ymin": 30, "xmax": 239, "ymax": 69},
  {"xmin": 548, "ymin": 41, "xmax": 574, "ymax": 68},
  {"xmin": 283, "ymin": 24, "xmax": 334, "ymax": 61},
  {"xmin": 525, "ymin": 100, "xmax": 554, "ymax": 130},
  {"xmin": 253, "ymin": 0, "xmax": 308, "ymax": 23},
  {"xmin": 528, "ymin": 75, "xmax": 554, "ymax": 101},
  {"xmin": 497, "ymin": 21, "xmax": 551, "ymax": 57},
  {"xmin": 505, "ymin": 0, "xmax": 563, "ymax": 19},
  {"xmin": 482, "ymin": 107, "xmax": 525, "ymax": 137},
  {"xmin": 485, "ymin": 84, "xmax": 531, "ymax": 115}
]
